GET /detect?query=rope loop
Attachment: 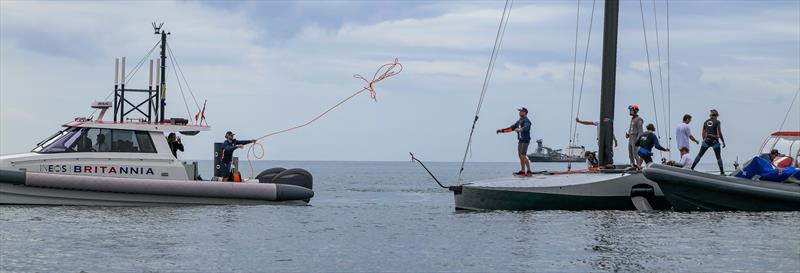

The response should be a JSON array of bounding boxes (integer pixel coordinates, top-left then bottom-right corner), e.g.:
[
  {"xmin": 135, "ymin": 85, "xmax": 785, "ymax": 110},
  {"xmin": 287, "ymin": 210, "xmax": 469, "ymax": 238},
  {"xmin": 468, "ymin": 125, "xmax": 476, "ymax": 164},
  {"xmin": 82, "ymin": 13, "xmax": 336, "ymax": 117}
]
[
  {"xmin": 353, "ymin": 58, "xmax": 403, "ymax": 101},
  {"xmin": 244, "ymin": 58, "xmax": 402, "ymax": 178}
]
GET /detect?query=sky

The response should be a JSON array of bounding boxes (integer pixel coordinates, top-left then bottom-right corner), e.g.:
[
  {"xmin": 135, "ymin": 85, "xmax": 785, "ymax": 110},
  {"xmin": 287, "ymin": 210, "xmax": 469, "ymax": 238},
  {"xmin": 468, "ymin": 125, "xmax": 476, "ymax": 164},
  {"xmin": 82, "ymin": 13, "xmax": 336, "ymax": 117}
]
[{"xmin": 1, "ymin": 0, "xmax": 798, "ymax": 164}]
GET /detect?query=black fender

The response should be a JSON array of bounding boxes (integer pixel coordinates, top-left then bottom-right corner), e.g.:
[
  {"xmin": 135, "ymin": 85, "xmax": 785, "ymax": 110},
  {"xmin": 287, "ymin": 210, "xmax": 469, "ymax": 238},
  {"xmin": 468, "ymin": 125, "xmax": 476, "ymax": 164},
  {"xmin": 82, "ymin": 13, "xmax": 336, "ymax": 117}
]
[
  {"xmin": 256, "ymin": 167, "xmax": 286, "ymax": 183},
  {"xmin": 271, "ymin": 168, "xmax": 313, "ymax": 190}
]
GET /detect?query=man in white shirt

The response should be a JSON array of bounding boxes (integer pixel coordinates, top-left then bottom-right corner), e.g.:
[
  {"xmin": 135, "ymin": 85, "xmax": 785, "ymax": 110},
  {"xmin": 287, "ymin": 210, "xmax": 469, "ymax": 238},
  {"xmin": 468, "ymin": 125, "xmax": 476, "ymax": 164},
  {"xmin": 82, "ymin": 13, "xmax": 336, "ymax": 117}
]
[
  {"xmin": 675, "ymin": 114, "xmax": 699, "ymax": 151},
  {"xmin": 675, "ymin": 147, "xmax": 694, "ymax": 168}
]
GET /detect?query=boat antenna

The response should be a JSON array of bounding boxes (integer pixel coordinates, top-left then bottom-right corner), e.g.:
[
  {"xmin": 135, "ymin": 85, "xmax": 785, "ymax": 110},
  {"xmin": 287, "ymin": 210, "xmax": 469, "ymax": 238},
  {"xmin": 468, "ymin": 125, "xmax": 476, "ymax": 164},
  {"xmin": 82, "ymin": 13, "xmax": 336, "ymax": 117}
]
[
  {"xmin": 457, "ymin": 0, "xmax": 513, "ymax": 180},
  {"xmin": 154, "ymin": 22, "xmax": 170, "ymax": 122}
]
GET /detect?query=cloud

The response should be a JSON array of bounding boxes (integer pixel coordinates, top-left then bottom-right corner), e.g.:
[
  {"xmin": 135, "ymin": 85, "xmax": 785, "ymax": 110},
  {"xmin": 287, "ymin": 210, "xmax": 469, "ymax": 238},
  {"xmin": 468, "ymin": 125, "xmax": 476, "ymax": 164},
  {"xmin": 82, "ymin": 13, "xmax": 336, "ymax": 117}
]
[{"xmin": 1, "ymin": 0, "xmax": 798, "ymax": 166}]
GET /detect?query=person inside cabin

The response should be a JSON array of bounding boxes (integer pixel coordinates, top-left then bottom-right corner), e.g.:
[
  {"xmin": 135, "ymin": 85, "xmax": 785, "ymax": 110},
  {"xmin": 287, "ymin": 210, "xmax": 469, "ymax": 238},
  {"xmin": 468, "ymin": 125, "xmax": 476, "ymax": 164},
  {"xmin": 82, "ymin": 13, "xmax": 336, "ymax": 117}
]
[
  {"xmin": 690, "ymin": 109, "xmax": 726, "ymax": 175},
  {"xmin": 675, "ymin": 114, "xmax": 700, "ymax": 152},
  {"xmin": 635, "ymin": 123, "xmax": 669, "ymax": 168},
  {"xmin": 625, "ymin": 104, "xmax": 644, "ymax": 167},
  {"xmin": 93, "ymin": 134, "xmax": 110, "ymax": 152},
  {"xmin": 496, "ymin": 107, "xmax": 533, "ymax": 176},
  {"xmin": 575, "ymin": 117, "xmax": 618, "ymax": 148},
  {"xmin": 585, "ymin": 151, "xmax": 599, "ymax": 168},
  {"xmin": 167, "ymin": 133, "xmax": 184, "ymax": 158},
  {"xmin": 220, "ymin": 131, "xmax": 256, "ymax": 181}
]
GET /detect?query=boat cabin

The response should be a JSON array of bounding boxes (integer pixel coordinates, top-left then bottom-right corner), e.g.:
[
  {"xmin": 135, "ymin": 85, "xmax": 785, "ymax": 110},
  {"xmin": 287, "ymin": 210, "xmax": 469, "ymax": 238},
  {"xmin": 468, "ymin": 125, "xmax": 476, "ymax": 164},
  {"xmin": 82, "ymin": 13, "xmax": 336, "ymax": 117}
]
[{"xmin": 1, "ymin": 119, "xmax": 209, "ymax": 181}]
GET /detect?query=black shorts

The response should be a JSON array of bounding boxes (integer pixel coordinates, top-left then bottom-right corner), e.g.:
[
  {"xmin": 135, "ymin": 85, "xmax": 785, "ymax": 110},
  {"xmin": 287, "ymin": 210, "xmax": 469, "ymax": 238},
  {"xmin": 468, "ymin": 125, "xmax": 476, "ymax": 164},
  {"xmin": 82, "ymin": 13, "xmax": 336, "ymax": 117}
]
[{"xmin": 518, "ymin": 141, "xmax": 530, "ymax": 156}]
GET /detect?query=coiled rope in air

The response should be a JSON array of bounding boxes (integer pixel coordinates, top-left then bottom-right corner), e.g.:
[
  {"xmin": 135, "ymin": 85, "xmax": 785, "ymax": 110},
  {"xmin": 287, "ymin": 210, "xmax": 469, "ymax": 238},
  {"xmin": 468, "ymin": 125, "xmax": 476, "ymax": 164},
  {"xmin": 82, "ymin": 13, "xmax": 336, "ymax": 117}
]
[
  {"xmin": 458, "ymin": 0, "xmax": 513, "ymax": 181},
  {"xmin": 244, "ymin": 58, "xmax": 403, "ymax": 178}
]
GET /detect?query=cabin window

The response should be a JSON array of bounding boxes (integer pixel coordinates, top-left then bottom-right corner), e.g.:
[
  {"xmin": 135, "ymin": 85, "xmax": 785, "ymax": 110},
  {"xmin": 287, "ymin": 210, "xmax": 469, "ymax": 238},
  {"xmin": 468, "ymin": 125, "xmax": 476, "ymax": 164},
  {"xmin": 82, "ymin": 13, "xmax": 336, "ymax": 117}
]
[
  {"xmin": 36, "ymin": 128, "xmax": 156, "ymax": 153},
  {"xmin": 109, "ymin": 129, "xmax": 157, "ymax": 153},
  {"xmin": 76, "ymin": 128, "xmax": 113, "ymax": 152}
]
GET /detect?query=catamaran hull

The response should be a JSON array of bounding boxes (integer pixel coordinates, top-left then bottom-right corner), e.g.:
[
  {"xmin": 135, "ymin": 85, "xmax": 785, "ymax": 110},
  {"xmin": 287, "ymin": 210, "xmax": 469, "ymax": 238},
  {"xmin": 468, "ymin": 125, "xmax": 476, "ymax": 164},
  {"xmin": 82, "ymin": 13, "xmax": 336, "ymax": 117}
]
[
  {"xmin": 643, "ymin": 164, "xmax": 800, "ymax": 212},
  {"xmin": 453, "ymin": 172, "xmax": 670, "ymax": 211},
  {"xmin": 0, "ymin": 169, "xmax": 313, "ymax": 206}
]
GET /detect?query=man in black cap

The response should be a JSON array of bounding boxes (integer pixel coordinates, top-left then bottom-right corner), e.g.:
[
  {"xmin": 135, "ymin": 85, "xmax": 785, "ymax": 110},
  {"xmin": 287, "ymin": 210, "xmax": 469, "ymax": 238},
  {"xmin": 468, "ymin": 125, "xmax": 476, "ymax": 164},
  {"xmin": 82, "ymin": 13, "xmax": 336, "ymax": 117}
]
[
  {"xmin": 219, "ymin": 131, "xmax": 256, "ymax": 181},
  {"xmin": 497, "ymin": 107, "xmax": 533, "ymax": 176}
]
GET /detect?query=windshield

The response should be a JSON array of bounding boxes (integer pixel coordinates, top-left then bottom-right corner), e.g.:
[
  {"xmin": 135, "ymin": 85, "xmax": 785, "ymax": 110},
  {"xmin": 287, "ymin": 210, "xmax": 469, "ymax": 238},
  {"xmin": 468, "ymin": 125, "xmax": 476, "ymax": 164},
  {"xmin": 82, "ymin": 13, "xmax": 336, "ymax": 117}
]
[
  {"xmin": 33, "ymin": 127, "xmax": 158, "ymax": 154},
  {"xmin": 760, "ymin": 136, "xmax": 799, "ymax": 162},
  {"xmin": 34, "ymin": 127, "xmax": 86, "ymax": 153}
]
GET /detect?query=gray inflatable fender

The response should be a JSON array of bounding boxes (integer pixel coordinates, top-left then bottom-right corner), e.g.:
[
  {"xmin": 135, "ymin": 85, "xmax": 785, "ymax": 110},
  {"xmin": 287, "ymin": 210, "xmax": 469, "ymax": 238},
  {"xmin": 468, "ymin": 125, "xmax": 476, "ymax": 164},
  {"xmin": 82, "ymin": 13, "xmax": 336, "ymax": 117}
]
[
  {"xmin": 256, "ymin": 167, "xmax": 286, "ymax": 182},
  {"xmin": 271, "ymin": 168, "xmax": 313, "ymax": 190}
]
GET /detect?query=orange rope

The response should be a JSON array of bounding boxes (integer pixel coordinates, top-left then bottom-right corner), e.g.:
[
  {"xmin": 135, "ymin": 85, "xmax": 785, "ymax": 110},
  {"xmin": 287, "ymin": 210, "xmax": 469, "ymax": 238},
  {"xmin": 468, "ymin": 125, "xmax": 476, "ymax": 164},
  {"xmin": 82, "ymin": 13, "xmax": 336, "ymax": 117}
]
[{"xmin": 245, "ymin": 58, "xmax": 403, "ymax": 178}]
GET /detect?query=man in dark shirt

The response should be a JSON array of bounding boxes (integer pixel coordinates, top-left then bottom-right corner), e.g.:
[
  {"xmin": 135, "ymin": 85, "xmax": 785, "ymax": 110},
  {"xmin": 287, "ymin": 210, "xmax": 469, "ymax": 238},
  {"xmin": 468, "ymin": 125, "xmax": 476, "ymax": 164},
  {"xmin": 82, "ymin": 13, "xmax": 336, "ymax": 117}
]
[
  {"xmin": 691, "ymin": 109, "xmax": 726, "ymax": 175},
  {"xmin": 635, "ymin": 123, "xmax": 669, "ymax": 168},
  {"xmin": 497, "ymin": 107, "xmax": 533, "ymax": 176},
  {"xmin": 166, "ymin": 133, "xmax": 184, "ymax": 158},
  {"xmin": 219, "ymin": 131, "xmax": 256, "ymax": 181}
]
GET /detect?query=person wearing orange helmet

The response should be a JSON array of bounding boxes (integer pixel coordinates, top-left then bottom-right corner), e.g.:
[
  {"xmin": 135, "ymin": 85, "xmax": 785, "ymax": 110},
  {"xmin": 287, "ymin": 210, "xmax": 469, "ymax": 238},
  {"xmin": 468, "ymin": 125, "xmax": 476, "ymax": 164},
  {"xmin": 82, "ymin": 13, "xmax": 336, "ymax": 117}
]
[{"xmin": 625, "ymin": 104, "xmax": 644, "ymax": 166}]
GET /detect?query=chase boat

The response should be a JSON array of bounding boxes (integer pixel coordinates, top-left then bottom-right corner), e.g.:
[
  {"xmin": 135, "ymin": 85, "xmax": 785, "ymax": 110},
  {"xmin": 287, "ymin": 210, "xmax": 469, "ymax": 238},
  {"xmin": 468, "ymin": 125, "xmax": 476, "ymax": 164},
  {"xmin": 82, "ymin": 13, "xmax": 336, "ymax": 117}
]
[
  {"xmin": 0, "ymin": 25, "xmax": 313, "ymax": 206},
  {"xmin": 643, "ymin": 131, "xmax": 800, "ymax": 212}
]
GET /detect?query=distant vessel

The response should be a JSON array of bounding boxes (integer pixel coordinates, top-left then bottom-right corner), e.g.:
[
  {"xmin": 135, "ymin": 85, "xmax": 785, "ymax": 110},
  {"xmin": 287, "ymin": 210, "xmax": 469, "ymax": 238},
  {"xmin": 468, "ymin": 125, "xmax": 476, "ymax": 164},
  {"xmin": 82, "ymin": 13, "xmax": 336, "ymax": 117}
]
[{"xmin": 526, "ymin": 139, "xmax": 585, "ymax": 163}]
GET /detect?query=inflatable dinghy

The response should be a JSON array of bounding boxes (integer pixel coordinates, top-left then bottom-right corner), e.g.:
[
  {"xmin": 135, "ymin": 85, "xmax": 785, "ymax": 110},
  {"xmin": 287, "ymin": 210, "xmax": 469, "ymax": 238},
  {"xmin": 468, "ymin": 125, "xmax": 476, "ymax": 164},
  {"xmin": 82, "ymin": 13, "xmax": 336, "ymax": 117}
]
[
  {"xmin": 643, "ymin": 164, "xmax": 800, "ymax": 212},
  {"xmin": 0, "ymin": 169, "xmax": 313, "ymax": 206}
]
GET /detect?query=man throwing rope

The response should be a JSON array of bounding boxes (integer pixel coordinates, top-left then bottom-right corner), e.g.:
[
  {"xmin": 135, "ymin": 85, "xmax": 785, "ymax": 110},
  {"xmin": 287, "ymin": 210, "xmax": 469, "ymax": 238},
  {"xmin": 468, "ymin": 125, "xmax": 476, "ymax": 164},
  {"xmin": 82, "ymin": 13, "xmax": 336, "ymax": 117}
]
[
  {"xmin": 220, "ymin": 131, "xmax": 256, "ymax": 181},
  {"xmin": 497, "ymin": 107, "xmax": 533, "ymax": 176}
]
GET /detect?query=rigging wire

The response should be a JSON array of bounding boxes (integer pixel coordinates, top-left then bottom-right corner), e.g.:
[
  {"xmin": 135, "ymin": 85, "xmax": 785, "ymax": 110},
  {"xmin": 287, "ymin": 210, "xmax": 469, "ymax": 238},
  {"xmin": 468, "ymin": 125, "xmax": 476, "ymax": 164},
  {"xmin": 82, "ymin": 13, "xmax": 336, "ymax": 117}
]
[
  {"xmin": 777, "ymin": 88, "xmax": 800, "ymax": 132},
  {"xmin": 571, "ymin": 0, "xmax": 597, "ymax": 148},
  {"xmin": 167, "ymin": 51, "xmax": 194, "ymax": 121},
  {"xmin": 458, "ymin": 0, "xmax": 513, "ymax": 180},
  {"xmin": 124, "ymin": 40, "xmax": 161, "ymax": 85},
  {"xmin": 87, "ymin": 39, "xmax": 161, "ymax": 118},
  {"xmin": 666, "ymin": 0, "xmax": 672, "ymax": 160},
  {"xmin": 638, "ymin": 0, "xmax": 662, "ymax": 155},
  {"xmin": 166, "ymin": 44, "xmax": 203, "ymax": 116},
  {"xmin": 652, "ymin": 0, "xmax": 669, "ymax": 160},
  {"xmin": 567, "ymin": 0, "xmax": 582, "ymax": 172}
]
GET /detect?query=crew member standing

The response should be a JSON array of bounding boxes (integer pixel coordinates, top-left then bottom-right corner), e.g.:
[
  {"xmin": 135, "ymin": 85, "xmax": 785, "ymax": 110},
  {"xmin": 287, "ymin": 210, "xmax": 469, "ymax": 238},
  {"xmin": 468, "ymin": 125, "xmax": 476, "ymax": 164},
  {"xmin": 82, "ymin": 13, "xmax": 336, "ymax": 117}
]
[
  {"xmin": 497, "ymin": 107, "xmax": 533, "ymax": 176},
  {"xmin": 625, "ymin": 104, "xmax": 644, "ymax": 167},
  {"xmin": 675, "ymin": 114, "xmax": 700, "ymax": 152},
  {"xmin": 691, "ymin": 109, "xmax": 726, "ymax": 175},
  {"xmin": 219, "ymin": 131, "xmax": 256, "ymax": 181}
]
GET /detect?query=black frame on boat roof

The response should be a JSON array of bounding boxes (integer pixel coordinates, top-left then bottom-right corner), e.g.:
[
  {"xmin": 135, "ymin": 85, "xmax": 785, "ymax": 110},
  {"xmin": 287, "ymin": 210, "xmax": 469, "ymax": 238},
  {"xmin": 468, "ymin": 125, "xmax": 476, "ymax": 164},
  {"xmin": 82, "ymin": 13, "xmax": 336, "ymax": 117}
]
[{"xmin": 113, "ymin": 23, "xmax": 170, "ymax": 124}]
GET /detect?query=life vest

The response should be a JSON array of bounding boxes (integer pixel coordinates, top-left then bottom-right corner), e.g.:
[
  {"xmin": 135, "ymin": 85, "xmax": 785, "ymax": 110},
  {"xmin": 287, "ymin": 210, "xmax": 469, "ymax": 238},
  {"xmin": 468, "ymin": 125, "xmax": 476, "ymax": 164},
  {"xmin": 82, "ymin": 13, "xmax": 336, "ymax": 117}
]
[
  {"xmin": 638, "ymin": 132, "xmax": 654, "ymax": 149},
  {"xmin": 773, "ymin": 156, "xmax": 794, "ymax": 168}
]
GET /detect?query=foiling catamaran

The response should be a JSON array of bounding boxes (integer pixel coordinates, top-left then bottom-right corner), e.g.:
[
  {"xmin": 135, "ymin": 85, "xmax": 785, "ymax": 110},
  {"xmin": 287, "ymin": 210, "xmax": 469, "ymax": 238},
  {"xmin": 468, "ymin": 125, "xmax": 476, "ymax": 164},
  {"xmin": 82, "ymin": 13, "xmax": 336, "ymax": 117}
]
[
  {"xmin": 0, "ymin": 24, "xmax": 314, "ymax": 206},
  {"xmin": 414, "ymin": 0, "xmax": 674, "ymax": 211}
]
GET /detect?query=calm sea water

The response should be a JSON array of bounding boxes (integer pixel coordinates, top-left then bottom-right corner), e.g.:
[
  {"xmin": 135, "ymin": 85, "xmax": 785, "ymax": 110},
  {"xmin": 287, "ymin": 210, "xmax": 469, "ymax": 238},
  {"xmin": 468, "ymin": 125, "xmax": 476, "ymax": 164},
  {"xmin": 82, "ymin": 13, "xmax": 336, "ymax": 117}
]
[{"xmin": 1, "ymin": 161, "xmax": 798, "ymax": 272}]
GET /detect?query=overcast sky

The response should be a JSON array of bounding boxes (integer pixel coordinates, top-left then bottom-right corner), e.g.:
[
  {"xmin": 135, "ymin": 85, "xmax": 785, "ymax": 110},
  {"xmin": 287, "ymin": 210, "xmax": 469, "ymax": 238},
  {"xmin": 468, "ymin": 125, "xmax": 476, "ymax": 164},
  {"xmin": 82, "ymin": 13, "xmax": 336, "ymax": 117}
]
[{"xmin": 1, "ymin": 0, "xmax": 798, "ymax": 164}]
